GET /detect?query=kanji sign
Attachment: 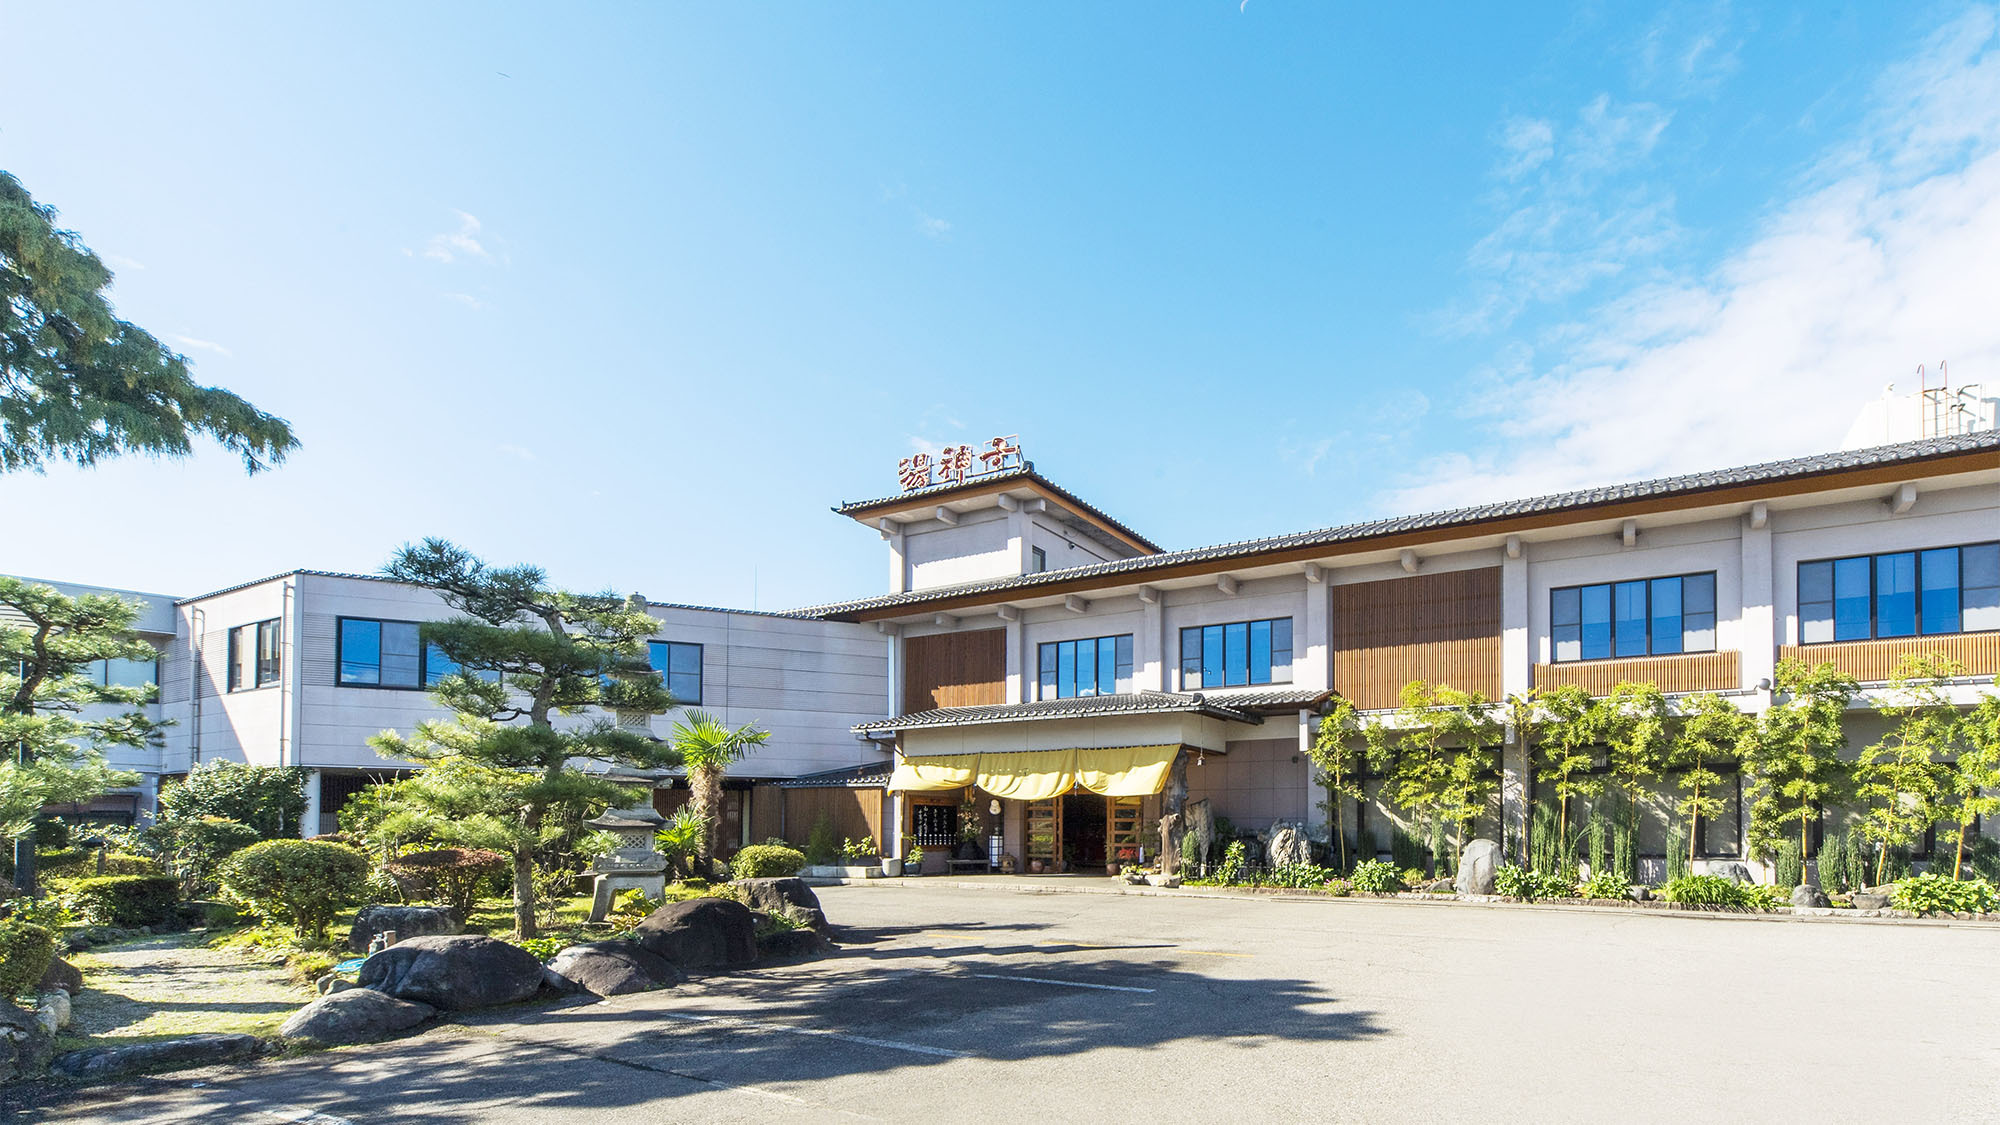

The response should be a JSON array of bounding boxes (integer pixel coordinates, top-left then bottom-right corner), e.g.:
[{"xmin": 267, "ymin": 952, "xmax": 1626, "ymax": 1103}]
[{"xmin": 899, "ymin": 435, "xmax": 1023, "ymax": 491}]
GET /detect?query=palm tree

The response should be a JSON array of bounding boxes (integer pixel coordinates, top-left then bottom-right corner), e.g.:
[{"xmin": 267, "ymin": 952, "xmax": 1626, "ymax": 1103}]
[{"xmin": 669, "ymin": 709, "xmax": 771, "ymax": 874}]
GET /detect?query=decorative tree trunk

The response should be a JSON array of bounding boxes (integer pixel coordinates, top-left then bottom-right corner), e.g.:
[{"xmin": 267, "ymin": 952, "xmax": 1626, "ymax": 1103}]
[{"xmin": 1158, "ymin": 748, "xmax": 1190, "ymax": 877}]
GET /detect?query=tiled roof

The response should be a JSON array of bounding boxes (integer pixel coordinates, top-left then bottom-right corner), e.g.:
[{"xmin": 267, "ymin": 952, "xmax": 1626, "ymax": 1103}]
[
  {"xmin": 833, "ymin": 463, "xmax": 1162, "ymax": 553},
  {"xmin": 176, "ymin": 568, "xmax": 811, "ymax": 619},
  {"xmin": 775, "ymin": 762, "xmax": 895, "ymax": 788},
  {"xmin": 794, "ymin": 431, "xmax": 2000, "ymax": 619},
  {"xmin": 852, "ymin": 690, "xmax": 1276, "ymax": 733}
]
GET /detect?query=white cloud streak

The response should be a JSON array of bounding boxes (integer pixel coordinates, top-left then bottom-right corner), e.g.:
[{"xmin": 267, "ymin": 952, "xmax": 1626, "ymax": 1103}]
[
  {"xmin": 1390, "ymin": 8, "xmax": 2000, "ymax": 514},
  {"xmin": 422, "ymin": 210, "xmax": 492, "ymax": 263},
  {"xmin": 168, "ymin": 334, "xmax": 231, "ymax": 358}
]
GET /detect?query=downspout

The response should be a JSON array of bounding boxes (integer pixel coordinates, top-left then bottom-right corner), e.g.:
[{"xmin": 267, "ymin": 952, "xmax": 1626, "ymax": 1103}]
[{"xmin": 189, "ymin": 606, "xmax": 205, "ymax": 767}]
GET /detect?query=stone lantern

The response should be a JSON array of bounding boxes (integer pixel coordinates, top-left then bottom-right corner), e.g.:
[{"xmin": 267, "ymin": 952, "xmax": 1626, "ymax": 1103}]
[{"xmin": 585, "ymin": 801, "xmax": 669, "ymax": 922}]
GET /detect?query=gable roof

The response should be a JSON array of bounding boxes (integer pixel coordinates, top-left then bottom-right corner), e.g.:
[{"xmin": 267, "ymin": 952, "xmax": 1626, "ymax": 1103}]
[{"xmin": 834, "ymin": 463, "xmax": 1162, "ymax": 554}]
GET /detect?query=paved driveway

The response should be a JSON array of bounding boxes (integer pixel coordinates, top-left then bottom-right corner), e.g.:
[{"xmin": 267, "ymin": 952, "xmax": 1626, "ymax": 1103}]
[{"xmin": 19, "ymin": 885, "xmax": 2000, "ymax": 1124}]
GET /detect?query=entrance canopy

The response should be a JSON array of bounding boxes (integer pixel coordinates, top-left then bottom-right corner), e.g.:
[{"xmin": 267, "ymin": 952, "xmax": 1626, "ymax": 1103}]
[{"xmin": 889, "ymin": 745, "xmax": 1179, "ymax": 800}]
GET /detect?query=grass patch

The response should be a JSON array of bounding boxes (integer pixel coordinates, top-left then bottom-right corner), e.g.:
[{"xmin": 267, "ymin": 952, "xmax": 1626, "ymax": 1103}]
[{"xmin": 55, "ymin": 932, "xmax": 311, "ymax": 1053}]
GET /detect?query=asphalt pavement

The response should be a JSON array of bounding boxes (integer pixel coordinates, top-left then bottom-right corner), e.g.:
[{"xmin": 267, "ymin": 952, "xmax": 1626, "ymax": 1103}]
[{"xmin": 15, "ymin": 883, "xmax": 2000, "ymax": 1124}]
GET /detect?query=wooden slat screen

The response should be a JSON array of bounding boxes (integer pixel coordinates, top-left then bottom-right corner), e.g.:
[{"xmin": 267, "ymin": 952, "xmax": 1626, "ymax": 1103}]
[
  {"xmin": 1779, "ymin": 633, "xmax": 2000, "ymax": 683},
  {"xmin": 779, "ymin": 786, "xmax": 885, "ymax": 852},
  {"xmin": 1533, "ymin": 650, "xmax": 1741, "ymax": 696},
  {"xmin": 904, "ymin": 628, "xmax": 1006, "ymax": 711},
  {"xmin": 1331, "ymin": 568, "xmax": 1502, "ymax": 710}
]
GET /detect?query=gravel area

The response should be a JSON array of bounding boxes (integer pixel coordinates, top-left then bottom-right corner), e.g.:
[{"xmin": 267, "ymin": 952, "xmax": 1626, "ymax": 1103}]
[{"xmin": 59, "ymin": 931, "xmax": 313, "ymax": 1052}]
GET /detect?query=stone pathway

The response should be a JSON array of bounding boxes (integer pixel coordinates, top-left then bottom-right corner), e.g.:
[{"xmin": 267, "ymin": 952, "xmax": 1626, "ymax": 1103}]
[{"xmin": 60, "ymin": 932, "xmax": 312, "ymax": 1051}]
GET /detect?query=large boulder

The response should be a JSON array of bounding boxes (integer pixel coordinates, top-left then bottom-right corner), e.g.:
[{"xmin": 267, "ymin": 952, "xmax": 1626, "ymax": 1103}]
[
  {"xmin": 32, "ymin": 991, "xmax": 70, "ymax": 1036},
  {"xmin": 1707, "ymin": 862, "xmax": 1753, "ymax": 885},
  {"xmin": 0, "ymin": 1000, "xmax": 53, "ymax": 1084},
  {"xmin": 545, "ymin": 942, "xmax": 682, "ymax": 997},
  {"xmin": 357, "ymin": 935, "xmax": 544, "ymax": 1011},
  {"xmin": 1454, "ymin": 839, "xmax": 1501, "ymax": 896},
  {"xmin": 757, "ymin": 928, "xmax": 832, "ymax": 961},
  {"xmin": 1852, "ymin": 892, "xmax": 1891, "ymax": 910},
  {"xmin": 733, "ymin": 879, "xmax": 827, "ymax": 929},
  {"xmin": 1790, "ymin": 883, "xmax": 1831, "ymax": 909},
  {"xmin": 281, "ymin": 988, "xmax": 435, "ymax": 1046},
  {"xmin": 51, "ymin": 1034, "xmax": 262, "ymax": 1079},
  {"xmin": 632, "ymin": 898, "xmax": 759, "ymax": 969},
  {"xmin": 36, "ymin": 957, "xmax": 82, "ymax": 997},
  {"xmin": 1264, "ymin": 823, "xmax": 1311, "ymax": 868},
  {"xmin": 347, "ymin": 905, "xmax": 462, "ymax": 954}
]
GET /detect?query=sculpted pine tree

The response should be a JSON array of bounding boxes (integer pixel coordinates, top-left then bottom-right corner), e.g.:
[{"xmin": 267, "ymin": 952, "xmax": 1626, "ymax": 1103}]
[
  {"xmin": 1746, "ymin": 659, "xmax": 1859, "ymax": 884},
  {"xmin": 0, "ymin": 172, "xmax": 296, "ymax": 474},
  {"xmin": 368, "ymin": 540, "xmax": 679, "ymax": 938},
  {"xmin": 1666, "ymin": 692, "xmax": 1750, "ymax": 869},
  {"xmin": 1, "ymin": 577, "xmax": 153, "ymax": 894},
  {"xmin": 1855, "ymin": 655, "xmax": 1959, "ymax": 885}
]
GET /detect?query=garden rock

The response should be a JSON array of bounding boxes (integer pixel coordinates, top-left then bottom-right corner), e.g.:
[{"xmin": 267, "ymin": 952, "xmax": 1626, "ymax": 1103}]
[
  {"xmin": 281, "ymin": 988, "xmax": 436, "ymax": 1046},
  {"xmin": 757, "ymin": 928, "xmax": 832, "ymax": 961},
  {"xmin": 347, "ymin": 904, "xmax": 462, "ymax": 954},
  {"xmin": 52, "ymin": 1034, "xmax": 263, "ymax": 1079},
  {"xmin": 1264, "ymin": 823, "xmax": 1311, "ymax": 868},
  {"xmin": 633, "ymin": 898, "xmax": 759, "ymax": 969},
  {"xmin": 1852, "ymin": 892, "xmax": 1890, "ymax": 910},
  {"xmin": 36, "ymin": 957, "xmax": 82, "ymax": 996},
  {"xmin": 1790, "ymin": 884, "xmax": 1830, "ymax": 909},
  {"xmin": 315, "ymin": 973, "xmax": 355, "ymax": 996},
  {"xmin": 1454, "ymin": 839, "xmax": 1500, "ymax": 896},
  {"xmin": 544, "ymin": 941, "xmax": 682, "ymax": 997},
  {"xmin": 32, "ymin": 991, "xmax": 70, "ymax": 1036},
  {"xmin": 0, "ymin": 1000, "xmax": 52, "ymax": 1083},
  {"xmin": 1708, "ymin": 862, "xmax": 1753, "ymax": 884},
  {"xmin": 733, "ymin": 878, "xmax": 828, "ymax": 929},
  {"xmin": 357, "ymin": 935, "xmax": 544, "ymax": 1011}
]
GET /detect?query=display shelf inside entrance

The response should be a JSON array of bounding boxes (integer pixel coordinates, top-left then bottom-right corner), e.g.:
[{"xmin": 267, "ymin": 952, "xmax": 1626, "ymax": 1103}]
[{"xmin": 585, "ymin": 802, "xmax": 669, "ymax": 922}]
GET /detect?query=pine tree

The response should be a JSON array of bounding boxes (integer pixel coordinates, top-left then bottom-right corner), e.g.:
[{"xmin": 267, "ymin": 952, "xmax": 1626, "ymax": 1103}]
[
  {"xmin": 1, "ymin": 172, "xmax": 296, "ymax": 474},
  {"xmin": 1745, "ymin": 659, "xmax": 1858, "ymax": 884},
  {"xmin": 368, "ymin": 540, "xmax": 680, "ymax": 938},
  {"xmin": 1, "ymin": 577, "xmax": 154, "ymax": 894}
]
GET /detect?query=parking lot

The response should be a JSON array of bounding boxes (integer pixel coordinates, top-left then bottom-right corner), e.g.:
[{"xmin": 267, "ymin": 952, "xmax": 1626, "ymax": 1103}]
[{"xmin": 23, "ymin": 883, "xmax": 2000, "ymax": 1124}]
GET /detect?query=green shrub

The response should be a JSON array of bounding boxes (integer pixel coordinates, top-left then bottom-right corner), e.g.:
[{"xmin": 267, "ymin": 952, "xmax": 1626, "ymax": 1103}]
[
  {"xmin": 1350, "ymin": 859, "xmax": 1400, "ymax": 894},
  {"xmin": 838, "ymin": 837, "xmax": 878, "ymax": 861},
  {"xmin": 730, "ymin": 843, "xmax": 807, "ymax": 880},
  {"xmin": 37, "ymin": 848, "xmax": 162, "ymax": 881},
  {"xmin": 1579, "ymin": 871, "xmax": 1631, "ymax": 901},
  {"xmin": 1496, "ymin": 865, "xmax": 1577, "ymax": 901},
  {"xmin": 218, "ymin": 839, "xmax": 369, "ymax": 939},
  {"xmin": 1180, "ymin": 829, "xmax": 1202, "ymax": 873},
  {"xmin": 1584, "ymin": 815, "xmax": 1607, "ymax": 880},
  {"xmin": 1774, "ymin": 838, "xmax": 1803, "ymax": 889},
  {"xmin": 1390, "ymin": 826, "xmax": 1426, "ymax": 872},
  {"xmin": 0, "ymin": 920, "xmax": 55, "ymax": 998},
  {"xmin": 1816, "ymin": 830, "xmax": 1850, "ymax": 893},
  {"xmin": 156, "ymin": 761, "xmax": 310, "ymax": 839},
  {"xmin": 803, "ymin": 815, "xmax": 839, "ymax": 867},
  {"xmin": 1890, "ymin": 873, "xmax": 1997, "ymax": 916},
  {"xmin": 1264, "ymin": 863, "xmax": 1337, "ymax": 889},
  {"xmin": 1611, "ymin": 820, "xmax": 1635, "ymax": 883},
  {"xmin": 384, "ymin": 847, "xmax": 508, "ymax": 914},
  {"xmin": 1398, "ymin": 866, "xmax": 1428, "ymax": 889},
  {"xmin": 63, "ymin": 874, "xmax": 180, "ymax": 926},
  {"xmin": 515, "ymin": 935, "xmax": 567, "ymax": 961},
  {"xmin": 1217, "ymin": 840, "xmax": 1249, "ymax": 884},
  {"xmin": 1665, "ymin": 826, "xmax": 1689, "ymax": 884},
  {"xmin": 152, "ymin": 815, "xmax": 261, "ymax": 895},
  {"xmin": 1661, "ymin": 874, "xmax": 1774, "ymax": 912}
]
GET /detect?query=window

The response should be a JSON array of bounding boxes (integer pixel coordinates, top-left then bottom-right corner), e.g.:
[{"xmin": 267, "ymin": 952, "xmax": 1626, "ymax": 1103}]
[
  {"xmin": 337, "ymin": 618, "xmax": 499, "ymax": 689},
  {"xmin": 228, "ymin": 619, "xmax": 281, "ymax": 691},
  {"xmin": 1178, "ymin": 618, "xmax": 1293, "ymax": 689},
  {"xmin": 1038, "ymin": 635, "xmax": 1133, "ymax": 699},
  {"xmin": 82, "ymin": 656, "xmax": 159, "ymax": 689},
  {"xmin": 1799, "ymin": 542, "xmax": 2000, "ymax": 643},
  {"xmin": 1030, "ymin": 547, "xmax": 1047, "ymax": 573},
  {"xmin": 1551, "ymin": 573, "xmax": 1715, "ymax": 662},
  {"xmin": 649, "ymin": 641, "xmax": 702, "ymax": 705}
]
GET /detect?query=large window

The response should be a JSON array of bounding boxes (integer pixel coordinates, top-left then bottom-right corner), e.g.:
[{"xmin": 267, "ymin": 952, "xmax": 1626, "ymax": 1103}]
[
  {"xmin": 227, "ymin": 619, "xmax": 281, "ymax": 691},
  {"xmin": 85, "ymin": 656, "xmax": 159, "ymax": 689},
  {"xmin": 1799, "ymin": 542, "xmax": 2000, "ymax": 642},
  {"xmin": 1038, "ymin": 635, "xmax": 1133, "ymax": 699},
  {"xmin": 1552, "ymin": 573, "xmax": 1715, "ymax": 662},
  {"xmin": 337, "ymin": 618, "xmax": 490, "ymax": 688},
  {"xmin": 649, "ymin": 641, "xmax": 703, "ymax": 706},
  {"xmin": 1179, "ymin": 618, "xmax": 1293, "ymax": 689}
]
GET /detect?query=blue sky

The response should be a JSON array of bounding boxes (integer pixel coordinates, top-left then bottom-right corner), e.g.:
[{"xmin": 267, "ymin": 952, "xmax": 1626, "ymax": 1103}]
[{"xmin": 4, "ymin": 3, "xmax": 1998, "ymax": 610}]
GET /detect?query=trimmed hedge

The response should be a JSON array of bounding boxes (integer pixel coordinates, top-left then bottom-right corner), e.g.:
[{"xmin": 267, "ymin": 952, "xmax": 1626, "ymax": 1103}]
[
  {"xmin": 219, "ymin": 839, "xmax": 369, "ymax": 939},
  {"xmin": 0, "ymin": 919, "xmax": 55, "ymax": 997},
  {"xmin": 384, "ymin": 847, "xmax": 508, "ymax": 914},
  {"xmin": 64, "ymin": 874, "xmax": 181, "ymax": 926},
  {"xmin": 730, "ymin": 844, "xmax": 807, "ymax": 880}
]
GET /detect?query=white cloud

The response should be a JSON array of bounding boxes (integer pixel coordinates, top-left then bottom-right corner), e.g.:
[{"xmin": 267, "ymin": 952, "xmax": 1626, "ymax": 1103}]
[
  {"xmin": 497, "ymin": 443, "xmax": 535, "ymax": 461},
  {"xmin": 422, "ymin": 210, "xmax": 492, "ymax": 264},
  {"xmin": 103, "ymin": 253, "xmax": 146, "ymax": 272},
  {"xmin": 1495, "ymin": 117, "xmax": 1555, "ymax": 179},
  {"xmin": 1389, "ymin": 8, "xmax": 2000, "ymax": 514},
  {"xmin": 168, "ymin": 334, "xmax": 231, "ymax": 358},
  {"xmin": 916, "ymin": 211, "xmax": 952, "ymax": 239},
  {"xmin": 442, "ymin": 292, "xmax": 483, "ymax": 309}
]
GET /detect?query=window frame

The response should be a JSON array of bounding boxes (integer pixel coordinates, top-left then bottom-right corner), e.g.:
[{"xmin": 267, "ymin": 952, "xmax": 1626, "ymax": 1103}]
[
  {"xmin": 1549, "ymin": 571, "xmax": 1718, "ymax": 664},
  {"xmin": 1177, "ymin": 617, "xmax": 1294, "ymax": 689},
  {"xmin": 1030, "ymin": 546, "xmax": 1047, "ymax": 573},
  {"xmin": 227, "ymin": 618, "xmax": 282, "ymax": 692},
  {"xmin": 335, "ymin": 616, "xmax": 493, "ymax": 691},
  {"xmin": 1036, "ymin": 634, "xmax": 1134, "ymax": 700},
  {"xmin": 648, "ymin": 640, "xmax": 703, "ymax": 707},
  {"xmin": 1798, "ymin": 541, "xmax": 2000, "ymax": 643}
]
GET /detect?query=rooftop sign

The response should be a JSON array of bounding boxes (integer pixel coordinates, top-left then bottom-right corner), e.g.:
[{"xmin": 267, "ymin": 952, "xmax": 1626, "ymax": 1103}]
[{"xmin": 899, "ymin": 435, "xmax": 1023, "ymax": 491}]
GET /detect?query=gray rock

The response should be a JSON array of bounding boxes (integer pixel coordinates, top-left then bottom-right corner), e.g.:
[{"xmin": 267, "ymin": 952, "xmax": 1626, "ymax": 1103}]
[
  {"xmin": 0, "ymin": 1000, "xmax": 53, "ymax": 1083},
  {"xmin": 281, "ymin": 988, "xmax": 435, "ymax": 1046},
  {"xmin": 544, "ymin": 941, "xmax": 682, "ymax": 996},
  {"xmin": 315, "ymin": 973, "xmax": 355, "ymax": 996},
  {"xmin": 1264, "ymin": 824, "xmax": 1311, "ymax": 868},
  {"xmin": 1790, "ymin": 884, "xmax": 1831, "ymax": 909},
  {"xmin": 357, "ymin": 935, "xmax": 544, "ymax": 1011},
  {"xmin": 32, "ymin": 991, "xmax": 70, "ymax": 1035},
  {"xmin": 1851, "ymin": 892, "xmax": 1890, "ymax": 910},
  {"xmin": 756, "ymin": 928, "xmax": 832, "ymax": 961},
  {"xmin": 1707, "ymin": 862, "xmax": 1753, "ymax": 884},
  {"xmin": 633, "ymin": 898, "xmax": 759, "ymax": 969},
  {"xmin": 347, "ymin": 904, "xmax": 462, "ymax": 954},
  {"xmin": 733, "ymin": 879, "xmax": 828, "ymax": 929},
  {"xmin": 51, "ymin": 1034, "xmax": 263, "ymax": 1079},
  {"xmin": 36, "ymin": 957, "xmax": 82, "ymax": 997},
  {"xmin": 1454, "ymin": 839, "xmax": 1501, "ymax": 896}
]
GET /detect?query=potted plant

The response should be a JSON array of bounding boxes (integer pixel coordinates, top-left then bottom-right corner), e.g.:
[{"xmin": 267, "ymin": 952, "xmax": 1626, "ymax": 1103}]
[
  {"xmin": 880, "ymin": 854, "xmax": 904, "ymax": 878},
  {"xmin": 906, "ymin": 845, "xmax": 925, "ymax": 875}
]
